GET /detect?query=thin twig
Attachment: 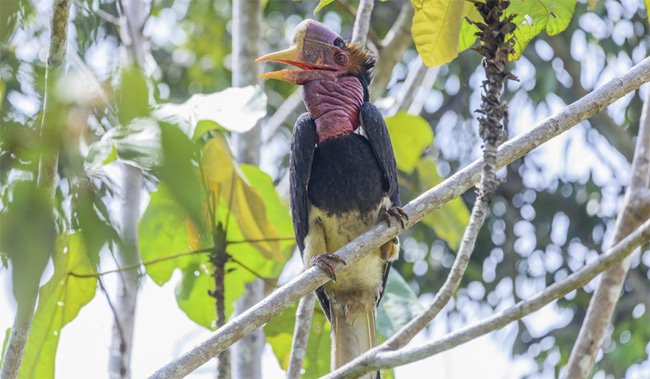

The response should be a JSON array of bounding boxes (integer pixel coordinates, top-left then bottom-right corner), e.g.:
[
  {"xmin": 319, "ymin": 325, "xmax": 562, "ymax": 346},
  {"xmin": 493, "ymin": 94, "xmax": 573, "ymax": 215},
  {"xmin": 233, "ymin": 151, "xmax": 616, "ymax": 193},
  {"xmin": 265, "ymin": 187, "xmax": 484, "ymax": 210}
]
[
  {"xmin": 148, "ymin": 57, "xmax": 650, "ymax": 379},
  {"xmin": 324, "ymin": 217, "xmax": 650, "ymax": 378},
  {"xmin": 286, "ymin": 292, "xmax": 317, "ymax": 379}
]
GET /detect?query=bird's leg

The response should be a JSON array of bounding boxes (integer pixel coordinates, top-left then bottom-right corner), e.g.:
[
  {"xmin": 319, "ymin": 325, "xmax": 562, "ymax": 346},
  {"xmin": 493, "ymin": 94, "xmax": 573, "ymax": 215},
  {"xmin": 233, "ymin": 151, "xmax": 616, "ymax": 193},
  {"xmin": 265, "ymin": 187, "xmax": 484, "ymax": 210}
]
[
  {"xmin": 384, "ymin": 206, "xmax": 409, "ymax": 228},
  {"xmin": 310, "ymin": 254, "xmax": 347, "ymax": 281}
]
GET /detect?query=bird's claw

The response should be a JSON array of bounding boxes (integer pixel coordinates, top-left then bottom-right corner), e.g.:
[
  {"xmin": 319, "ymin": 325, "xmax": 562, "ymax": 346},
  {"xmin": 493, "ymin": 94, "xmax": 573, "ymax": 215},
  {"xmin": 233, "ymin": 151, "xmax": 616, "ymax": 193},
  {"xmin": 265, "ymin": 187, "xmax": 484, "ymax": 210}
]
[
  {"xmin": 310, "ymin": 254, "xmax": 346, "ymax": 281},
  {"xmin": 384, "ymin": 206, "xmax": 409, "ymax": 229}
]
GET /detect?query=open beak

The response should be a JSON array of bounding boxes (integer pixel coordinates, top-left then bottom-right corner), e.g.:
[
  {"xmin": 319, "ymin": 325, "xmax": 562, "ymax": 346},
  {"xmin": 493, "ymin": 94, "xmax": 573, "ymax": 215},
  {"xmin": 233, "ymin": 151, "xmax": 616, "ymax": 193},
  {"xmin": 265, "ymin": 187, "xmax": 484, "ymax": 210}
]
[{"xmin": 256, "ymin": 41, "xmax": 340, "ymax": 85}]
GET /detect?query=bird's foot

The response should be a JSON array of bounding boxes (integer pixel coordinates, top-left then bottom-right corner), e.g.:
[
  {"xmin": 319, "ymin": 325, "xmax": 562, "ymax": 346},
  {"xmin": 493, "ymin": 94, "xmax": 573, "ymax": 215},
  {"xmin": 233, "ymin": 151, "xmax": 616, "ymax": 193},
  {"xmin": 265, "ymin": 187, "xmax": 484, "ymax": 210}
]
[
  {"xmin": 310, "ymin": 254, "xmax": 346, "ymax": 281},
  {"xmin": 384, "ymin": 206, "xmax": 409, "ymax": 228}
]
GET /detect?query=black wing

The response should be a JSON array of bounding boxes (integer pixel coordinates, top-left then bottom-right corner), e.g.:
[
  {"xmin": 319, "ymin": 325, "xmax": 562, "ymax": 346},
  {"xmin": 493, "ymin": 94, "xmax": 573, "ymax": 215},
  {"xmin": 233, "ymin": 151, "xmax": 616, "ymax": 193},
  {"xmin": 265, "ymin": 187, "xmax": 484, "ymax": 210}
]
[
  {"xmin": 360, "ymin": 102, "xmax": 400, "ymax": 206},
  {"xmin": 289, "ymin": 114, "xmax": 333, "ymax": 320},
  {"xmin": 360, "ymin": 102, "xmax": 400, "ymax": 310},
  {"xmin": 289, "ymin": 113, "xmax": 317, "ymax": 254}
]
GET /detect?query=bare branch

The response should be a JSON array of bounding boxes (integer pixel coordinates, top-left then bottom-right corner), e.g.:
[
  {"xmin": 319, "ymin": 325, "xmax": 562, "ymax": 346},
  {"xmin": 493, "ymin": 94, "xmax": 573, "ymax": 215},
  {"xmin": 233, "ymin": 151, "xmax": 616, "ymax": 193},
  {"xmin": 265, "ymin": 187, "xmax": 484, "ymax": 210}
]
[
  {"xmin": 563, "ymin": 84, "xmax": 650, "ymax": 378},
  {"xmin": 407, "ymin": 66, "xmax": 440, "ymax": 116},
  {"xmin": 370, "ymin": 1, "xmax": 414, "ymax": 100},
  {"xmin": 286, "ymin": 292, "xmax": 317, "ymax": 379},
  {"xmin": 351, "ymin": 0, "xmax": 375, "ymax": 46},
  {"xmin": 148, "ymin": 57, "xmax": 650, "ymax": 379},
  {"xmin": 325, "ymin": 217, "xmax": 650, "ymax": 378},
  {"xmin": 262, "ymin": 91, "xmax": 304, "ymax": 144}
]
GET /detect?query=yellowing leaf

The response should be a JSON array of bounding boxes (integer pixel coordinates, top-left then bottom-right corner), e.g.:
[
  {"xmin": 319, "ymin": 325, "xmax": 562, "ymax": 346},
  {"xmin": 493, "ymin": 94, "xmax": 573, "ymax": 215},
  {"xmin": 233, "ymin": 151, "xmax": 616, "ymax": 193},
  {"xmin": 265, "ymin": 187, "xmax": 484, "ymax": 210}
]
[
  {"xmin": 645, "ymin": 0, "xmax": 650, "ymax": 24},
  {"xmin": 385, "ymin": 112, "xmax": 433, "ymax": 174},
  {"xmin": 588, "ymin": 0, "xmax": 598, "ymax": 10},
  {"xmin": 412, "ymin": 0, "xmax": 465, "ymax": 66},
  {"xmin": 201, "ymin": 136, "xmax": 284, "ymax": 261},
  {"xmin": 19, "ymin": 233, "xmax": 97, "ymax": 379},
  {"xmin": 418, "ymin": 157, "xmax": 469, "ymax": 249}
]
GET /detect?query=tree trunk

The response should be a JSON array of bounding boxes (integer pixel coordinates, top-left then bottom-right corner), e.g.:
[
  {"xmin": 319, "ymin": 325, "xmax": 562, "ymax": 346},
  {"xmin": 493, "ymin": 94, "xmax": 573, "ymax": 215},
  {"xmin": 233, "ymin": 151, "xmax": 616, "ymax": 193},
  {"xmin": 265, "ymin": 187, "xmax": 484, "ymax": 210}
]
[
  {"xmin": 108, "ymin": 164, "xmax": 143, "ymax": 379},
  {"xmin": 231, "ymin": 1, "xmax": 264, "ymax": 379}
]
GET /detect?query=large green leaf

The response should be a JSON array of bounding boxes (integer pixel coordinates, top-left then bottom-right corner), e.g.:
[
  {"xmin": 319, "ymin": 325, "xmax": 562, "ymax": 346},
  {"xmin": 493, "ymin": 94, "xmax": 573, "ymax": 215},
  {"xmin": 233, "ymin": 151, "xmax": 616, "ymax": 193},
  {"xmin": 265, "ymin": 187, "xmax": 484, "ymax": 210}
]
[
  {"xmin": 418, "ymin": 157, "xmax": 469, "ymax": 249},
  {"xmin": 0, "ymin": 181, "xmax": 56, "ymax": 312},
  {"xmin": 19, "ymin": 232, "xmax": 97, "ymax": 379},
  {"xmin": 117, "ymin": 65, "xmax": 150, "ymax": 125},
  {"xmin": 411, "ymin": 0, "xmax": 465, "ymax": 66},
  {"xmin": 385, "ymin": 112, "xmax": 434, "ymax": 174},
  {"xmin": 139, "ymin": 184, "xmax": 199, "ymax": 285},
  {"xmin": 265, "ymin": 302, "xmax": 331, "ymax": 379},
  {"xmin": 377, "ymin": 270, "xmax": 424, "ymax": 337},
  {"xmin": 457, "ymin": 0, "xmax": 577, "ymax": 60}
]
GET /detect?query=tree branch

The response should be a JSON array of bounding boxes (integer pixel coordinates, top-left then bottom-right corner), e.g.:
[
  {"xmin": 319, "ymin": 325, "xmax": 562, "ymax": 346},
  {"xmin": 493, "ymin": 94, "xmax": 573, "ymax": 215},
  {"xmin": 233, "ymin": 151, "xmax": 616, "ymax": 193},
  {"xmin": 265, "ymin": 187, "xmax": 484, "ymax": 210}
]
[
  {"xmin": 325, "ymin": 217, "xmax": 650, "ymax": 378},
  {"xmin": 351, "ymin": 0, "xmax": 374, "ymax": 46},
  {"xmin": 286, "ymin": 292, "xmax": 316, "ymax": 379},
  {"xmin": 370, "ymin": 0, "xmax": 414, "ymax": 100},
  {"xmin": 563, "ymin": 83, "xmax": 650, "ymax": 378},
  {"xmin": 1, "ymin": 1, "xmax": 71, "ymax": 378},
  {"xmin": 148, "ymin": 56, "xmax": 650, "ymax": 379}
]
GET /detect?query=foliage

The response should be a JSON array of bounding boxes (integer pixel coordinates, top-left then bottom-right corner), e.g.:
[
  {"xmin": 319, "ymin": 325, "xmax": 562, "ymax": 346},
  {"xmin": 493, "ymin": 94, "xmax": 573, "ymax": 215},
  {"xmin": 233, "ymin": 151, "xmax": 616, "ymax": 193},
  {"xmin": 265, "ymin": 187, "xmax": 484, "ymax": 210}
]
[
  {"xmin": 266, "ymin": 270, "xmax": 421, "ymax": 378},
  {"xmin": 19, "ymin": 232, "xmax": 97, "ymax": 378},
  {"xmin": 414, "ymin": 0, "xmax": 577, "ymax": 66}
]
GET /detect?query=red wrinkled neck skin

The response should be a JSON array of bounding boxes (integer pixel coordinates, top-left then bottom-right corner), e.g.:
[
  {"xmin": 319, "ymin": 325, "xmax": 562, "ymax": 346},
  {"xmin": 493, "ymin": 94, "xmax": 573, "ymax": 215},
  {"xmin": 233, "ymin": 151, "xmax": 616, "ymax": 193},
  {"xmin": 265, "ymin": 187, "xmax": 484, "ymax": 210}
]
[{"xmin": 302, "ymin": 76, "xmax": 364, "ymax": 143}]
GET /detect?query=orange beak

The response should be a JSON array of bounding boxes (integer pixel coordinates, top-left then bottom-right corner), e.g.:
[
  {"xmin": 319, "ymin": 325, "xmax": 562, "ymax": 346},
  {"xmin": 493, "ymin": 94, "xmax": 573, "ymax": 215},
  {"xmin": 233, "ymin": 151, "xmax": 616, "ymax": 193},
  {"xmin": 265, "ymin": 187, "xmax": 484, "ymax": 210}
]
[{"xmin": 256, "ymin": 36, "xmax": 341, "ymax": 85}]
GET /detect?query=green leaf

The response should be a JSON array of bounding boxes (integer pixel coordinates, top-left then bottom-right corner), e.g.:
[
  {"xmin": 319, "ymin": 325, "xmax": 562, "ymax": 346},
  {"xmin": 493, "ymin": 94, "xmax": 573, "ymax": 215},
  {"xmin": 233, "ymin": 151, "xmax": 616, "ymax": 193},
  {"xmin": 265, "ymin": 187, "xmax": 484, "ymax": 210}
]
[
  {"xmin": 0, "ymin": 328, "xmax": 10, "ymax": 367},
  {"xmin": 314, "ymin": 0, "xmax": 334, "ymax": 14},
  {"xmin": 377, "ymin": 270, "xmax": 423, "ymax": 337},
  {"xmin": 411, "ymin": 0, "xmax": 465, "ymax": 66},
  {"xmin": 507, "ymin": 0, "xmax": 577, "ymax": 60},
  {"xmin": 265, "ymin": 303, "xmax": 331, "ymax": 378},
  {"xmin": 645, "ymin": 0, "xmax": 650, "ymax": 24},
  {"xmin": 139, "ymin": 184, "xmax": 199, "ymax": 285},
  {"xmin": 157, "ymin": 122, "xmax": 205, "ymax": 232},
  {"xmin": 0, "ymin": 181, "xmax": 56, "ymax": 312},
  {"xmin": 19, "ymin": 232, "xmax": 97, "ymax": 379},
  {"xmin": 418, "ymin": 157, "xmax": 469, "ymax": 249},
  {"xmin": 385, "ymin": 112, "xmax": 434, "ymax": 174},
  {"xmin": 85, "ymin": 118, "xmax": 162, "ymax": 172},
  {"xmin": 117, "ymin": 66, "xmax": 150, "ymax": 124},
  {"xmin": 458, "ymin": 2, "xmax": 482, "ymax": 52}
]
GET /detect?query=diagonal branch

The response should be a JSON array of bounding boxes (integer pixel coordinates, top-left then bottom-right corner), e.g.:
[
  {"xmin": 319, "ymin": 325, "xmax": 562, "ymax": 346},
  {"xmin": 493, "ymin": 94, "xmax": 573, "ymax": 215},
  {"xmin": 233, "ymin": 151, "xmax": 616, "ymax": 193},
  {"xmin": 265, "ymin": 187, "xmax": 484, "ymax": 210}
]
[
  {"xmin": 325, "ymin": 217, "xmax": 650, "ymax": 378},
  {"xmin": 563, "ymin": 83, "xmax": 650, "ymax": 378},
  {"xmin": 148, "ymin": 56, "xmax": 650, "ymax": 379},
  {"xmin": 286, "ymin": 292, "xmax": 317, "ymax": 379}
]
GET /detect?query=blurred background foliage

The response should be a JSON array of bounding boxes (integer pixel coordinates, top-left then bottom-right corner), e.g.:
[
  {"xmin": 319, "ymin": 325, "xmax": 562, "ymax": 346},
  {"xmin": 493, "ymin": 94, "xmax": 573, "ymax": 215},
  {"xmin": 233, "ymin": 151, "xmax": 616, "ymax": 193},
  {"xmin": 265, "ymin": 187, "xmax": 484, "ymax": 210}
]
[{"xmin": 1, "ymin": 0, "xmax": 649, "ymax": 378}]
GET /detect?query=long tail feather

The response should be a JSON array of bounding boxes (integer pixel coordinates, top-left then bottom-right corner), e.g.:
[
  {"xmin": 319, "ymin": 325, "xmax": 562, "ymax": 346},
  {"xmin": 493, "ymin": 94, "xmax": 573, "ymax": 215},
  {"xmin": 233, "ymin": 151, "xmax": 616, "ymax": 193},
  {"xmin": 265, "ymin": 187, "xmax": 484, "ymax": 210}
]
[{"xmin": 330, "ymin": 300, "xmax": 376, "ymax": 379}]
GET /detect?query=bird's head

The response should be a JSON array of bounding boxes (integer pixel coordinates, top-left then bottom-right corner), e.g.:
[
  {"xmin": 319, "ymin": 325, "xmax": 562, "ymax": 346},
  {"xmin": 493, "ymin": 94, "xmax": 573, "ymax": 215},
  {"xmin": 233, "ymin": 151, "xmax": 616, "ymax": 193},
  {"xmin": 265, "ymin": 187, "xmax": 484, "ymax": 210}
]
[{"xmin": 256, "ymin": 19, "xmax": 376, "ymax": 86}]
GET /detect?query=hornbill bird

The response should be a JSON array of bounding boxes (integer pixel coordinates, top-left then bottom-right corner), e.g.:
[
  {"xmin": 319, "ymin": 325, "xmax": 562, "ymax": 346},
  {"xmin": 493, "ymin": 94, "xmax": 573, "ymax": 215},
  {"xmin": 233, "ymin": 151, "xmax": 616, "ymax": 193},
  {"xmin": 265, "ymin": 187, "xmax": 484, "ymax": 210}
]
[{"xmin": 257, "ymin": 20, "xmax": 405, "ymax": 377}]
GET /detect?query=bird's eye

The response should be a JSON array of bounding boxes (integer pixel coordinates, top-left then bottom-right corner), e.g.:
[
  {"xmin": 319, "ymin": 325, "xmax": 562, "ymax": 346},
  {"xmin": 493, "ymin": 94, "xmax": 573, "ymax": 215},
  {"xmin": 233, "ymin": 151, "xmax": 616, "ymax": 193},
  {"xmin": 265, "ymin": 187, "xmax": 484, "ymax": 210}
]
[{"xmin": 335, "ymin": 53, "xmax": 347, "ymax": 65}]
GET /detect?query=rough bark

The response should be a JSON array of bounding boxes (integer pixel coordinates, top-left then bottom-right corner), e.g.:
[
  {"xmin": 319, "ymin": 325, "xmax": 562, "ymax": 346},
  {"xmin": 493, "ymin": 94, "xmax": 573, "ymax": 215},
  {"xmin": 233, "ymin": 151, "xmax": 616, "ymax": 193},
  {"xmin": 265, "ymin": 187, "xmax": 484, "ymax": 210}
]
[
  {"xmin": 230, "ymin": 1, "xmax": 265, "ymax": 379},
  {"xmin": 563, "ymin": 84, "xmax": 650, "ymax": 378},
  {"xmin": 0, "ymin": 1, "xmax": 71, "ymax": 378},
  {"xmin": 148, "ymin": 56, "xmax": 650, "ymax": 379}
]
